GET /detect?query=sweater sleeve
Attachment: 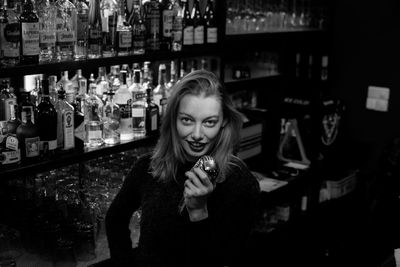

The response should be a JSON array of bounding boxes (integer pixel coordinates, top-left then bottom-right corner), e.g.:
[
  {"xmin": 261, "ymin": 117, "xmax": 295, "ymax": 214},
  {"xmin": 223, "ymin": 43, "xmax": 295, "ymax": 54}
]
[
  {"xmin": 105, "ymin": 155, "xmax": 149, "ymax": 265},
  {"xmin": 184, "ymin": 158, "xmax": 261, "ymax": 267}
]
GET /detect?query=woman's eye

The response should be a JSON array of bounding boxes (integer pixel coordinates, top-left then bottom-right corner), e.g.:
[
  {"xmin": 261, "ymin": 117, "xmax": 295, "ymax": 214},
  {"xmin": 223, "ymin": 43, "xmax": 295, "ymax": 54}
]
[
  {"xmin": 181, "ymin": 117, "xmax": 192, "ymax": 124},
  {"xmin": 204, "ymin": 120, "xmax": 217, "ymax": 127}
]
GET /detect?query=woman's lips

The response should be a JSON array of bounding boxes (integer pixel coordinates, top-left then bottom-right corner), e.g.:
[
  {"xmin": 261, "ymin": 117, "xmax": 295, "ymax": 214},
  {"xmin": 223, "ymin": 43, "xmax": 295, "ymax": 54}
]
[{"xmin": 187, "ymin": 141, "xmax": 207, "ymax": 152}]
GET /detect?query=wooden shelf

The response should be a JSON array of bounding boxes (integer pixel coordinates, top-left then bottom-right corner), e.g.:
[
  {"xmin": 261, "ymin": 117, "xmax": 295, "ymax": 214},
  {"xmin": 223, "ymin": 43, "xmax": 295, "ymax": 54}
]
[{"xmin": 0, "ymin": 134, "xmax": 158, "ymax": 180}]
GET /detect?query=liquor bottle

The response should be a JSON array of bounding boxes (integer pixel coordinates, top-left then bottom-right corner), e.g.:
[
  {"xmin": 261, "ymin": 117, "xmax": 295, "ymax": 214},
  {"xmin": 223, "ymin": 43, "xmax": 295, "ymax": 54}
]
[
  {"xmin": 166, "ymin": 60, "xmax": 176, "ymax": 96},
  {"xmin": 145, "ymin": 88, "xmax": 159, "ymax": 135},
  {"xmin": 87, "ymin": 0, "xmax": 102, "ymax": 58},
  {"xmin": 57, "ymin": 71, "xmax": 74, "ymax": 103},
  {"xmin": 130, "ymin": 69, "xmax": 146, "ymax": 137},
  {"xmin": 114, "ymin": 71, "xmax": 133, "ymax": 141},
  {"xmin": 55, "ymin": 0, "xmax": 77, "ymax": 61},
  {"xmin": 36, "ymin": 0, "xmax": 56, "ymax": 62},
  {"xmin": 0, "ymin": 0, "xmax": 20, "ymax": 66},
  {"xmin": 0, "ymin": 2, "xmax": 6, "ymax": 64},
  {"xmin": 19, "ymin": 0, "xmax": 40, "ymax": 64},
  {"xmin": 179, "ymin": 59, "xmax": 187, "ymax": 80},
  {"xmin": 121, "ymin": 63, "xmax": 131, "ymax": 87},
  {"xmin": 71, "ymin": 69, "xmax": 88, "ymax": 113},
  {"xmin": 171, "ymin": 0, "xmax": 182, "ymax": 51},
  {"xmin": 128, "ymin": 66, "xmax": 141, "ymax": 93},
  {"xmin": 55, "ymin": 89, "xmax": 75, "ymax": 150},
  {"xmin": 0, "ymin": 119, "xmax": 21, "ymax": 168},
  {"xmin": 102, "ymin": 90, "xmax": 120, "ymax": 145},
  {"xmin": 0, "ymin": 79, "xmax": 17, "ymax": 121},
  {"xmin": 30, "ymin": 76, "xmax": 41, "ymax": 107},
  {"xmin": 6, "ymin": 103, "xmax": 21, "ymax": 134},
  {"xmin": 143, "ymin": 0, "xmax": 160, "ymax": 51},
  {"xmin": 108, "ymin": 65, "xmax": 120, "ymax": 91},
  {"xmin": 84, "ymin": 81, "xmax": 104, "ymax": 148},
  {"xmin": 153, "ymin": 63, "xmax": 167, "ymax": 118},
  {"xmin": 116, "ymin": 0, "xmax": 132, "ymax": 56},
  {"xmin": 75, "ymin": 0, "xmax": 89, "ymax": 60},
  {"xmin": 192, "ymin": 0, "xmax": 204, "ymax": 46},
  {"xmin": 16, "ymin": 106, "xmax": 40, "ymax": 162},
  {"xmin": 37, "ymin": 79, "xmax": 57, "ymax": 157},
  {"xmin": 130, "ymin": 0, "xmax": 145, "ymax": 55},
  {"xmin": 321, "ymin": 55, "xmax": 328, "ymax": 81},
  {"xmin": 181, "ymin": 0, "xmax": 192, "ymax": 49},
  {"xmin": 100, "ymin": 0, "xmax": 118, "ymax": 57},
  {"xmin": 48, "ymin": 75, "xmax": 59, "ymax": 105},
  {"xmin": 160, "ymin": 0, "xmax": 173, "ymax": 51},
  {"xmin": 204, "ymin": 0, "xmax": 217, "ymax": 45},
  {"xmin": 18, "ymin": 91, "xmax": 36, "ymax": 123},
  {"xmin": 95, "ymin": 66, "xmax": 109, "ymax": 101}
]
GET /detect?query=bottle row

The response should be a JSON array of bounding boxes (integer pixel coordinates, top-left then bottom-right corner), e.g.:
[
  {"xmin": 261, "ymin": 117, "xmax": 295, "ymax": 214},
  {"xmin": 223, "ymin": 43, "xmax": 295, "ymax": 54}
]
[
  {"xmin": 0, "ymin": 57, "xmax": 216, "ymax": 168},
  {"xmin": 0, "ymin": 0, "xmax": 218, "ymax": 66}
]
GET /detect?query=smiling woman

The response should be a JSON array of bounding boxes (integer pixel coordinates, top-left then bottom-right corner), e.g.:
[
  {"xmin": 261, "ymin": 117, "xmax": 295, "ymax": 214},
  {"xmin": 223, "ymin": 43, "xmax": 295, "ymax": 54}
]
[{"xmin": 105, "ymin": 70, "xmax": 261, "ymax": 267}]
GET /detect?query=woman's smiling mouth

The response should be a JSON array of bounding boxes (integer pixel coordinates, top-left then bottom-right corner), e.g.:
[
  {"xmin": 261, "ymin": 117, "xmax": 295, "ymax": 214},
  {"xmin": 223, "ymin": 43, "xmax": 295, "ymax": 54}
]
[{"xmin": 187, "ymin": 141, "xmax": 207, "ymax": 152}]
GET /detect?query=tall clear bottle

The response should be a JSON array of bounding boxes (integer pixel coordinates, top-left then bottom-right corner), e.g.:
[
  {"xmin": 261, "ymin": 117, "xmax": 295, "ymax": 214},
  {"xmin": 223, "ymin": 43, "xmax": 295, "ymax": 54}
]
[
  {"xmin": 143, "ymin": 0, "xmax": 160, "ymax": 51},
  {"xmin": 171, "ymin": 0, "xmax": 182, "ymax": 51},
  {"xmin": 55, "ymin": 0, "xmax": 77, "ymax": 61},
  {"xmin": 19, "ymin": 0, "xmax": 40, "ymax": 64},
  {"xmin": 100, "ymin": 0, "xmax": 118, "ymax": 57},
  {"xmin": 0, "ymin": 0, "xmax": 20, "ymax": 66},
  {"xmin": 95, "ymin": 66, "xmax": 109, "ymax": 101},
  {"xmin": 130, "ymin": 0, "xmax": 145, "ymax": 55},
  {"xmin": 130, "ymin": 69, "xmax": 146, "ymax": 137},
  {"xmin": 204, "ymin": 0, "xmax": 217, "ymax": 45},
  {"xmin": 74, "ymin": 0, "xmax": 89, "ymax": 59},
  {"xmin": 102, "ymin": 90, "xmax": 120, "ymax": 145},
  {"xmin": 166, "ymin": 59, "xmax": 176, "ymax": 97},
  {"xmin": 37, "ymin": 79, "xmax": 57, "ymax": 157},
  {"xmin": 87, "ymin": 0, "xmax": 102, "ymax": 58},
  {"xmin": 145, "ymin": 88, "xmax": 159, "ymax": 136},
  {"xmin": 114, "ymin": 71, "xmax": 133, "ymax": 141},
  {"xmin": 84, "ymin": 81, "xmax": 104, "ymax": 148},
  {"xmin": 153, "ymin": 63, "xmax": 167, "ymax": 118},
  {"xmin": 116, "ymin": 0, "xmax": 132, "ymax": 56},
  {"xmin": 55, "ymin": 89, "xmax": 75, "ymax": 151},
  {"xmin": 181, "ymin": 0, "xmax": 192, "ymax": 49},
  {"xmin": 36, "ymin": 0, "xmax": 56, "ymax": 62},
  {"xmin": 71, "ymin": 69, "xmax": 88, "ymax": 113}
]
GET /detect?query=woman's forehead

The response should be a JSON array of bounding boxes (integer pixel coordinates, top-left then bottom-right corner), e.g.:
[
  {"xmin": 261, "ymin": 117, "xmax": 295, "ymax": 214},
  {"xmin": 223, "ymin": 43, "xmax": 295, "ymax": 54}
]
[{"xmin": 178, "ymin": 94, "xmax": 222, "ymax": 116}]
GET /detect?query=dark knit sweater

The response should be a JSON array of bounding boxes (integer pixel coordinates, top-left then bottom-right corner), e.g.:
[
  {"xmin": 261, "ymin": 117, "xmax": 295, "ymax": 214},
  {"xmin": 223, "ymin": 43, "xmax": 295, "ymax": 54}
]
[{"xmin": 105, "ymin": 154, "xmax": 260, "ymax": 267}]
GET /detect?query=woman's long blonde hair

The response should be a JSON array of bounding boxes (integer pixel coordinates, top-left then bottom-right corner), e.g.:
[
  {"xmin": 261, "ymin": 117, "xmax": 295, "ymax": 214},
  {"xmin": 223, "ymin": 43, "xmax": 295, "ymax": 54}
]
[{"xmin": 150, "ymin": 70, "xmax": 243, "ymax": 182}]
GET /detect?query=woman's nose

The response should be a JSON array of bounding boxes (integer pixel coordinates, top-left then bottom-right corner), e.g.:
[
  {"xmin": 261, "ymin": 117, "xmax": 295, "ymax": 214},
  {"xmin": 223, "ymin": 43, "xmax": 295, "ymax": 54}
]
[{"xmin": 191, "ymin": 124, "xmax": 203, "ymax": 140}]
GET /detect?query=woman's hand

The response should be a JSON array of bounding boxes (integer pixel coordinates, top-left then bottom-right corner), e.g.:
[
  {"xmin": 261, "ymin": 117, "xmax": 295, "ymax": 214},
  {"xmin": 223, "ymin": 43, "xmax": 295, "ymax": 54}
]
[{"xmin": 183, "ymin": 167, "xmax": 215, "ymax": 221}]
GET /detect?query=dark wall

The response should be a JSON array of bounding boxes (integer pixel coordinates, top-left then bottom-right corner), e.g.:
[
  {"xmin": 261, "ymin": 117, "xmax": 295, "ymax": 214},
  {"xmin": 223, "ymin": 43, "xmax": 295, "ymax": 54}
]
[{"xmin": 330, "ymin": 0, "xmax": 399, "ymax": 172}]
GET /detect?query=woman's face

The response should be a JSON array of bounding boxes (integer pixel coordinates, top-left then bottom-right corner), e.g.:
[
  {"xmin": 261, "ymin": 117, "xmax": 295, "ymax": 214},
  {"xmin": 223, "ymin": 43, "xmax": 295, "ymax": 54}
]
[{"xmin": 176, "ymin": 93, "xmax": 224, "ymax": 162}]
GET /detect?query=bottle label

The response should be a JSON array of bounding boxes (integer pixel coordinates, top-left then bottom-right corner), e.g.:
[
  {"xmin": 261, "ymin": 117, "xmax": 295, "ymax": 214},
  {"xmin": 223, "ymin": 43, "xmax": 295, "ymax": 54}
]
[
  {"xmin": 77, "ymin": 13, "xmax": 89, "ymax": 40},
  {"xmin": 183, "ymin": 26, "xmax": 193, "ymax": 45},
  {"xmin": 162, "ymin": 9, "xmax": 173, "ymax": 37},
  {"xmin": 40, "ymin": 139, "xmax": 57, "ymax": 152},
  {"xmin": 25, "ymin": 136, "xmax": 40, "ymax": 158},
  {"xmin": 40, "ymin": 32, "xmax": 56, "ymax": 45},
  {"xmin": 89, "ymin": 28, "xmax": 101, "ymax": 39},
  {"xmin": 207, "ymin": 27, "xmax": 217, "ymax": 43},
  {"xmin": 118, "ymin": 31, "xmax": 132, "ymax": 48},
  {"xmin": 0, "ymin": 149, "xmax": 21, "ymax": 165},
  {"xmin": 21, "ymin": 22, "xmax": 40, "ymax": 56},
  {"xmin": 6, "ymin": 135, "xmax": 19, "ymax": 151},
  {"xmin": 132, "ymin": 26, "xmax": 146, "ymax": 50},
  {"xmin": 3, "ymin": 22, "xmax": 20, "ymax": 58},
  {"xmin": 119, "ymin": 103, "xmax": 133, "ymax": 134},
  {"xmin": 132, "ymin": 107, "xmax": 145, "ymax": 117},
  {"xmin": 194, "ymin": 25, "xmax": 204, "ymax": 44},
  {"xmin": 63, "ymin": 110, "xmax": 75, "ymax": 149},
  {"xmin": 2, "ymin": 98, "xmax": 17, "ymax": 122},
  {"xmin": 57, "ymin": 31, "xmax": 76, "ymax": 43}
]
